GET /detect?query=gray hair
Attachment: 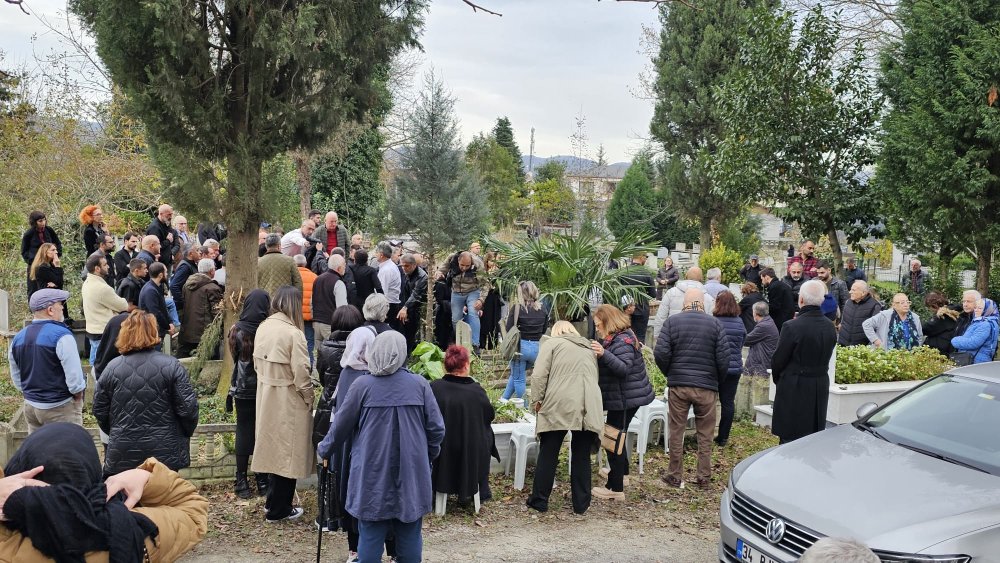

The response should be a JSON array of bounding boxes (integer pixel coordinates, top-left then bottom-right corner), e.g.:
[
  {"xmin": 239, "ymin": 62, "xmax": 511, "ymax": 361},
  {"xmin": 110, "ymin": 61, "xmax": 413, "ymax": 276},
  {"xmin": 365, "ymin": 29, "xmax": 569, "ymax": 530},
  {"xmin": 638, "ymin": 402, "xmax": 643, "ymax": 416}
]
[
  {"xmin": 197, "ymin": 258, "xmax": 216, "ymax": 274},
  {"xmin": 363, "ymin": 293, "xmax": 390, "ymax": 322},
  {"xmin": 706, "ymin": 267, "xmax": 722, "ymax": 281},
  {"xmin": 203, "ymin": 238, "xmax": 220, "ymax": 249},
  {"xmin": 799, "ymin": 279, "xmax": 826, "ymax": 307},
  {"xmin": 376, "ymin": 241, "xmax": 393, "ymax": 260},
  {"xmin": 752, "ymin": 301, "xmax": 769, "ymax": 317},
  {"xmin": 293, "ymin": 254, "xmax": 307, "ymax": 267},
  {"xmin": 270, "ymin": 285, "xmax": 304, "ymax": 330},
  {"xmin": 851, "ymin": 280, "xmax": 869, "ymax": 294},
  {"xmin": 265, "ymin": 233, "xmax": 281, "ymax": 249},
  {"xmin": 964, "ymin": 289, "xmax": 982, "ymax": 301},
  {"xmin": 518, "ymin": 280, "xmax": 542, "ymax": 311},
  {"xmin": 798, "ymin": 537, "xmax": 879, "ymax": 563},
  {"xmin": 399, "ymin": 253, "xmax": 416, "ymax": 266},
  {"xmin": 329, "ymin": 254, "xmax": 346, "ymax": 272}
]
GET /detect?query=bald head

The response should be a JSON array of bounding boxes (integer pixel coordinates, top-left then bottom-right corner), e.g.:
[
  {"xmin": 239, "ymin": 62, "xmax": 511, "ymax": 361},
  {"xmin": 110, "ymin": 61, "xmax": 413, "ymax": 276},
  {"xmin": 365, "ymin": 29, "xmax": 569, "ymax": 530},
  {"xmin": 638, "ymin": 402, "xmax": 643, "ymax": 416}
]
[
  {"xmin": 683, "ymin": 288, "xmax": 705, "ymax": 311},
  {"xmin": 325, "ymin": 212, "xmax": 339, "ymax": 230},
  {"xmin": 686, "ymin": 267, "xmax": 703, "ymax": 282},
  {"xmin": 141, "ymin": 234, "xmax": 160, "ymax": 252},
  {"xmin": 157, "ymin": 204, "xmax": 173, "ymax": 222}
]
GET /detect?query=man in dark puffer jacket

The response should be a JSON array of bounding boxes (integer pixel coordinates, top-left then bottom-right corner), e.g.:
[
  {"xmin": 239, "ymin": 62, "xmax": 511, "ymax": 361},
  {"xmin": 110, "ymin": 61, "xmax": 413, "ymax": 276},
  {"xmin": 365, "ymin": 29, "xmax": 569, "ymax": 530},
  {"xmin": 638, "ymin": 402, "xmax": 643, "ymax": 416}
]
[
  {"xmin": 838, "ymin": 280, "xmax": 882, "ymax": 346},
  {"xmin": 654, "ymin": 288, "xmax": 729, "ymax": 489}
]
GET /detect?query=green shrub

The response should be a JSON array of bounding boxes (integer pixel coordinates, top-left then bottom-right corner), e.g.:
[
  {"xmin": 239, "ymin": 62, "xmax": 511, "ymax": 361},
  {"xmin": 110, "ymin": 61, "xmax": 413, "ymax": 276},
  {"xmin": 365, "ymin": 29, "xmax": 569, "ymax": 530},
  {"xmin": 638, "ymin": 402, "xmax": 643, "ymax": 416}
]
[
  {"xmin": 834, "ymin": 345, "xmax": 953, "ymax": 384},
  {"xmin": 409, "ymin": 341, "xmax": 445, "ymax": 380},
  {"xmin": 868, "ymin": 281, "xmax": 899, "ymax": 304},
  {"xmin": 642, "ymin": 346, "xmax": 666, "ymax": 395},
  {"xmin": 493, "ymin": 400, "xmax": 529, "ymax": 423},
  {"xmin": 698, "ymin": 243, "xmax": 743, "ymax": 285}
]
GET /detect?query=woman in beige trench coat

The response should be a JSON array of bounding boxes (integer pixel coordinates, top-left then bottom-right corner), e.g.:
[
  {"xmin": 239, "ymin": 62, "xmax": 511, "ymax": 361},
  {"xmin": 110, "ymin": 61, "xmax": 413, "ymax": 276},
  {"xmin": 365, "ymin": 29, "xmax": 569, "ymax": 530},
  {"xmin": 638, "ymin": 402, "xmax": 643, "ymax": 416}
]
[
  {"xmin": 526, "ymin": 321, "xmax": 604, "ymax": 515},
  {"xmin": 251, "ymin": 285, "xmax": 315, "ymax": 522}
]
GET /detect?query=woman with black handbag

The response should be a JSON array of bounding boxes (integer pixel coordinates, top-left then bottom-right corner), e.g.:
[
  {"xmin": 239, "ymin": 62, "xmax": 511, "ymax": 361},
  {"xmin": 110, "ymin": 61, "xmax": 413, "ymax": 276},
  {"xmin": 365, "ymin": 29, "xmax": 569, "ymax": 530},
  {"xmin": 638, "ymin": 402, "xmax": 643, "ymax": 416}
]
[
  {"xmin": 526, "ymin": 321, "xmax": 603, "ymax": 515},
  {"xmin": 590, "ymin": 304, "xmax": 654, "ymax": 502},
  {"xmin": 951, "ymin": 298, "xmax": 1000, "ymax": 365}
]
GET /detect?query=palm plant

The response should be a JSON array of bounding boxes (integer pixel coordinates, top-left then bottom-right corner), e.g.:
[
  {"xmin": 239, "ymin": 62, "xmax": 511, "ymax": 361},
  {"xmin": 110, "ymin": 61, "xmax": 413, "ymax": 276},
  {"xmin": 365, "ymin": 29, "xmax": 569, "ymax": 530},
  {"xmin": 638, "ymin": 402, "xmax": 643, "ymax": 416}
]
[{"xmin": 485, "ymin": 228, "xmax": 656, "ymax": 321}]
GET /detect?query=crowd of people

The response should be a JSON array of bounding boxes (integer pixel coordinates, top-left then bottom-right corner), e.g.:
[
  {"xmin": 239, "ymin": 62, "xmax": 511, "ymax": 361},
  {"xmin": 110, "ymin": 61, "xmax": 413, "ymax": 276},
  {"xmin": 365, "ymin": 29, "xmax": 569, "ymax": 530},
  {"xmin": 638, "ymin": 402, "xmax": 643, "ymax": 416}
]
[{"xmin": 9, "ymin": 203, "xmax": 1000, "ymax": 562}]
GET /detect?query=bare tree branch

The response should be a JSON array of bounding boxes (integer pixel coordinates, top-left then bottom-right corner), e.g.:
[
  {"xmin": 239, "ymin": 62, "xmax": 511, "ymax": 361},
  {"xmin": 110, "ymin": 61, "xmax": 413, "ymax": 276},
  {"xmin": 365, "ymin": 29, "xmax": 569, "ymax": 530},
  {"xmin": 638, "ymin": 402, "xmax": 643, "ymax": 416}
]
[
  {"xmin": 462, "ymin": 0, "xmax": 502, "ymax": 16},
  {"xmin": 5, "ymin": 0, "xmax": 29, "ymax": 15},
  {"xmin": 602, "ymin": 0, "xmax": 701, "ymax": 10}
]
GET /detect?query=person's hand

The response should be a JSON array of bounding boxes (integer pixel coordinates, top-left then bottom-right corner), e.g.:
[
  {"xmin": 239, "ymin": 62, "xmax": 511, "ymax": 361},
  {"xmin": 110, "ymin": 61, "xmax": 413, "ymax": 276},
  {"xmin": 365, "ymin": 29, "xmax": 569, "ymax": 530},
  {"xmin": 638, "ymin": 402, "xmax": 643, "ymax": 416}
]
[
  {"xmin": 315, "ymin": 242, "xmax": 323, "ymax": 251},
  {"xmin": 105, "ymin": 468, "xmax": 152, "ymax": 509},
  {"xmin": 397, "ymin": 307, "xmax": 408, "ymax": 322},
  {"xmin": 589, "ymin": 341, "xmax": 604, "ymax": 357},
  {"xmin": 0, "ymin": 466, "xmax": 48, "ymax": 517},
  {"xmin": 73, "ymin": 391, "xmax": 84, "ymax": 402},
  {"xmin": 473, "ymin": 298, "xmax": 484, "ymax": 311},
  {"xmin": 435, "ymin": 271, "xmax": 444, "ymax": 281},
  {"xmin": 873, "ymin": 339, "xmax": 882, "ymax": 349},
  {"xmin": 533, "ymin": 401, "xmax": 542, "ymax": 413},
  {"xmin": 166, "ymin": 232, "xmax": 174, "ymax": 242},
  {"xmin": 168, "ymin": 324, "xmax": 176, "ymax": 335},
  {"xmin": 52, "ymin": 255, "xmax": 61, "ymax": 267},
  {"xmin": 46, "ymin": 282, "xmax": 56, "ymax": 288}
]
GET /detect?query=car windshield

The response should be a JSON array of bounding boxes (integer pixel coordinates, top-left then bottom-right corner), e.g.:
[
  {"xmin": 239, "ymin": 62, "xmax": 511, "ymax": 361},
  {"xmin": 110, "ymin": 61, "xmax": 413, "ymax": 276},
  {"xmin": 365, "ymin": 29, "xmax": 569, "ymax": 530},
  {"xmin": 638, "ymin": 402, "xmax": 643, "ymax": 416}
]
[{"xmin": 863, "ymin": 374, "xmax": 1000, "ymax": 475}]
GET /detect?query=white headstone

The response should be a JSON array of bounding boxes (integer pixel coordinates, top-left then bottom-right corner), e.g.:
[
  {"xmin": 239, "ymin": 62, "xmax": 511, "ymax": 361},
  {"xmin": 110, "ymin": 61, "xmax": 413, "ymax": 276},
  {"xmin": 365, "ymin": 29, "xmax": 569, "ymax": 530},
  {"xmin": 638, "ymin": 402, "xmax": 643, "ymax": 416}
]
[{"xmin": 456, "ymin": 320, "xmax": 473, "ymax": 351}]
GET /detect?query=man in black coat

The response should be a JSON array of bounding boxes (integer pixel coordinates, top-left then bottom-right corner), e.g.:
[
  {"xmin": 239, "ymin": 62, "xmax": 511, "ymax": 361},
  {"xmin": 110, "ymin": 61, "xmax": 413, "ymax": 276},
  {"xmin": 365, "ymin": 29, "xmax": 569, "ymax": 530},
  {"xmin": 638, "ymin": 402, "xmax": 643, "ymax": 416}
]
[
  {"xmin": 654, "ymin": 288, "xmax": 729, "ymax": 489},
  {"xmin": 770, "ymin": 280, "xmax": 837, "ymax": 444},
  {"xmin": 397, "ymin": 253, "xmax": 428, "ymax": 353},
  {"xmin": 624, "ymin": 253, "xmax": 657, "ymax": 344},
  {"xmin": 349, "ymin": 249, "xmax": 383, "ymax": 310},
  {"xmin": 146, "ymin": 205, "xmax": 177, "ymax": 271},
  {"xmin": 760, "ymin": 267, "xmax": 795, "ymax": 331},
  {"xmin": 116, "ymin": 259, "xmax": 148, "ymax": 311},
  {"xmin": 838, "ymin": 280, "xmax": 882, "ymax": 346},
  {"xmin": 138, "ymin": 262, "xmax": 173, "ymax": 346},
  {"xmin": 113, "ymin": 232, "xmax": 139, "ymax": 288},
  {"xmin": 739, "ymin": 255, "xmax": 762, "ymax": 288}
]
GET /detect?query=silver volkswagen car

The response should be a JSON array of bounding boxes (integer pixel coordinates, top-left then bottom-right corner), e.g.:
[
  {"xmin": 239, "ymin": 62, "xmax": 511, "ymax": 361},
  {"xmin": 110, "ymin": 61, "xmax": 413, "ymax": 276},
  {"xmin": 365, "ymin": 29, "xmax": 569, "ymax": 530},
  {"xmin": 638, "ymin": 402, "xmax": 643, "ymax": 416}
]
[{"xmin": 719, "ymin": 363, "xmax": 1000, "ymax": 563}]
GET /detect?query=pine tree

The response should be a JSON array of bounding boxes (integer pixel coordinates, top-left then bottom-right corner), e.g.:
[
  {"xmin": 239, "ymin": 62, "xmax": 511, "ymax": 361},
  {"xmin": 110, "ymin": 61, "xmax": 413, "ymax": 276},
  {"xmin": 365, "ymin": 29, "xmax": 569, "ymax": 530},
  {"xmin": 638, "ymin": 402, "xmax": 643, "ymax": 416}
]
[
  {"xmin": 492, "ymin": 116, "xmax": 524, "ymax": 180},
  {"xmin": 535, "ymin": 160, "xmax": 567, "ymax": 184},
  {"xmin": 877, "ymin": 0, "xmax": 1000, "ymax": 290},
  {"xmin": 607, "ymin": 152, "xmax": 657, "ymax": 239},
  {"xmin": 650, "ymin": 0, "xmax": 778, "ymax": 249},
  {"xmin": 390, "ymin": 72, "xmax": 489, "ymax": 330}
]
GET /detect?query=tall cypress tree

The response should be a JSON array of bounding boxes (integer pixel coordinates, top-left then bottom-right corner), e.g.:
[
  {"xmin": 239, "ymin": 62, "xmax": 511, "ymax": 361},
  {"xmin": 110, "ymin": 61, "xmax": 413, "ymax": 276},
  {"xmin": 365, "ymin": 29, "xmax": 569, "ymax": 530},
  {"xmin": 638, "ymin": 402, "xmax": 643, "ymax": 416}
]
[
  {"xmin": 877, "ymin": 0, "xmax": 1000, "ymax": 290},
  {"xmin": 607, "ymin": 152, "xmax": 657, "ymax": 239},
  {"xmin": 650, "ymin": 0, "xmax": 778, "ymax": 249},
  {"xmin": 492, "ymin": 116, "xmax": 524, "ymax": 180}
]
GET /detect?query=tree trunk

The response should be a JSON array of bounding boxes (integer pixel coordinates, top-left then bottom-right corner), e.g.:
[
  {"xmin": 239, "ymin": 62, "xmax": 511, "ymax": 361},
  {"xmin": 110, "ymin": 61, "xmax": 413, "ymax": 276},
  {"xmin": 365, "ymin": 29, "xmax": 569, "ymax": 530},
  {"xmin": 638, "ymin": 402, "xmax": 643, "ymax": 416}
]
[
  {"xmin": 294, "ymin": 151, "xmax": 312, "ymax": 219},
  {"xmin": 975, "ymin": 239, "xmax": 993, "ymax": 295},
  {"xmin": 699, "ymin": 215, "xmax": 712, "ymax": 251},
  {"xmin": 937, "ymin": 242, "xmax": 956, "ymax": 287},
  {"xmin": 216, "ymin": 157, "xmax": 264, "ymax": 398},
  {"xmin": 425, "ymin": 252, "xmax": 436, "ymax": 346},
  {"xmin": 824, "ymin": 216, "xmax": 845, "ymax": 278}
]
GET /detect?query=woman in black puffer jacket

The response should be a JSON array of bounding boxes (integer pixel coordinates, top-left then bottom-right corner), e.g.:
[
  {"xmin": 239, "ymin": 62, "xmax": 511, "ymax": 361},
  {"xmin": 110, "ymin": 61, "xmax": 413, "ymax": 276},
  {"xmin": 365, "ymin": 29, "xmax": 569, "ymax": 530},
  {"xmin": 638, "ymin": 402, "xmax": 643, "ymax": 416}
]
[
  {"xmin": 590, "ymin": 304, "xmax": 654, "ymax": 501},
  {"xmin": 713, "ymin": 291, "xmax": 746, "ymax": 447},
  {"xmin": 313, "ymin": 304, "xmax": 365, "ymax": 448},
  {"xmin": 93, "ymin": 310, "xmax": 199, "ymax": 476},
  {"xmin": 227, "ymin": 289, "xmax": 271, "ymax": 498}
]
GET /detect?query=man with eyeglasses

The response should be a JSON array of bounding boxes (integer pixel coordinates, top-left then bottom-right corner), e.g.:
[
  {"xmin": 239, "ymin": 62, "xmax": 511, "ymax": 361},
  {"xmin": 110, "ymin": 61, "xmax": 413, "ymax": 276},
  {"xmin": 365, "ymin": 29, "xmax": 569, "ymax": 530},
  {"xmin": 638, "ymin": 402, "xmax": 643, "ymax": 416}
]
[{"xmin": 862, "ymin": 293, "xmax": 923, "ymax": 350}]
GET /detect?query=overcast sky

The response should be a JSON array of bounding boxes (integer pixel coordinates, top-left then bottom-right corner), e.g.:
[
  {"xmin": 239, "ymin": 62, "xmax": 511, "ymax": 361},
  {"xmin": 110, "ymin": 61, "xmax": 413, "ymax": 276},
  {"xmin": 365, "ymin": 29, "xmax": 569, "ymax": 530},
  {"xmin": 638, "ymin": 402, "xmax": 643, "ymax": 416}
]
[{"xmin": 1, "ymin": 0, "xmax": 660, "ymax": 163}]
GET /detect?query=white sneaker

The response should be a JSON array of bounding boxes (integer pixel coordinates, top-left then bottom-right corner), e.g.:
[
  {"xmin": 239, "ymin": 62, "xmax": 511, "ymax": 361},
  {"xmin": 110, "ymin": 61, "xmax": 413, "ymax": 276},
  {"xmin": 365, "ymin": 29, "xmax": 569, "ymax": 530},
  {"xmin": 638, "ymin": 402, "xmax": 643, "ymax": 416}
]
[
  {"xmin": 345, "ymin": 552, "xmax": 359, "ymax": 563},
  {"xmin": 265, "ymin": 507, "xmax": 304, "ymax": 523},
  {"xmin": 498, "ymin": 397, "xmax": 509, "ymax": 404}
]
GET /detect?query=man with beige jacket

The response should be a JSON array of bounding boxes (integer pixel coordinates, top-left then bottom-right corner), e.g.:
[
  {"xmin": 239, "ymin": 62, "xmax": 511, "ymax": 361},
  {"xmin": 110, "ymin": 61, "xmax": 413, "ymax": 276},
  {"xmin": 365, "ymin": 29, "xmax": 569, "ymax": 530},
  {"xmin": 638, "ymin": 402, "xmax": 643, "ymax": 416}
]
[{"xmin": 82, "ymin": 253, "xmax": 128, "ymax": 371}]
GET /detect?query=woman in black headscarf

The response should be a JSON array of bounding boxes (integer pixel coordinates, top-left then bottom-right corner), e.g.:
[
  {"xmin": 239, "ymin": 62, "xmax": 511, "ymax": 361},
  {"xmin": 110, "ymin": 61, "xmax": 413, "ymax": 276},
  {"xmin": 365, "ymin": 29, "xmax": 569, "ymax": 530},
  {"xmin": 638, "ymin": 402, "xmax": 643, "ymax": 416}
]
[
  {"xmin": 227, "ymin": 289, "xmax": 272, "ymax": 499},
  {"xmin": 0, "ymin": 422, "xmax": 208, "ymax": 562}
]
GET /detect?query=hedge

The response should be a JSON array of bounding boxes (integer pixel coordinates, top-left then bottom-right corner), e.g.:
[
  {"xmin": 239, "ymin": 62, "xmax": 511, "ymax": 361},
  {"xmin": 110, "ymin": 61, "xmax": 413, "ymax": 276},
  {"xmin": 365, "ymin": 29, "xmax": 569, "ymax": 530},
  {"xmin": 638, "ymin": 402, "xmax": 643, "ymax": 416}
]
[{"xmin": 834, "ymin": 345, "xmax": 953, "ymax": 384}]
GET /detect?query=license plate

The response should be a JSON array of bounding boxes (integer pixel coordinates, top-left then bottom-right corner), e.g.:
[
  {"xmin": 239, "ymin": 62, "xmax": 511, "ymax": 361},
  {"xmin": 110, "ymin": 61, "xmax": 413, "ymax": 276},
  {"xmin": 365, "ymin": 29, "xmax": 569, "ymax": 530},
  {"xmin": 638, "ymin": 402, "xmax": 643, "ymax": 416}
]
[{"xmin": 735, "ymin": 538, "xmax": 779, "ymax": 563}]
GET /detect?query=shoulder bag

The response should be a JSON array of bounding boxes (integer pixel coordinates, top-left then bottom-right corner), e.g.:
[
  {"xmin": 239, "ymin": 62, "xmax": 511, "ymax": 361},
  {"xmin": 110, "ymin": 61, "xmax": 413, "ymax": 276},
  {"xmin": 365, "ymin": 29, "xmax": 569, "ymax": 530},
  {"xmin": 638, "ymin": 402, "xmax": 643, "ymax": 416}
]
[
  {"xmin": 499, "ymin": 304, "xmax": 521, "ymax": 361},
  {"xmin": 949, "ymin": 324, "xmax": 996, "ymax": 366}
]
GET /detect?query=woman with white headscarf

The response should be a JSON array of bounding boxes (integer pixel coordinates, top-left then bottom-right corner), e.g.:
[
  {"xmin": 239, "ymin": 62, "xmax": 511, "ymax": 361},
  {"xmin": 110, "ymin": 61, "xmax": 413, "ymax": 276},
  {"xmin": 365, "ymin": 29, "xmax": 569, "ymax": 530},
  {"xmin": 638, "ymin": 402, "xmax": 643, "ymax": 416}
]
[{"xmin": 328, "ymin": 331, "xmax": 445, "ymax": 563}]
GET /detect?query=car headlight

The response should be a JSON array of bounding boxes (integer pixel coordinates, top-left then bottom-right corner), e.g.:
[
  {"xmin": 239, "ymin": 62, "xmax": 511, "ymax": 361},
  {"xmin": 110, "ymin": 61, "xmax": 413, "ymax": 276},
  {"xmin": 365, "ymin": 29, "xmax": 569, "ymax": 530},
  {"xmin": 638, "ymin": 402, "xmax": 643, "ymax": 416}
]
[{"xmin": 873, "ymin": 552, "xmax": 970, "ymax": 563}]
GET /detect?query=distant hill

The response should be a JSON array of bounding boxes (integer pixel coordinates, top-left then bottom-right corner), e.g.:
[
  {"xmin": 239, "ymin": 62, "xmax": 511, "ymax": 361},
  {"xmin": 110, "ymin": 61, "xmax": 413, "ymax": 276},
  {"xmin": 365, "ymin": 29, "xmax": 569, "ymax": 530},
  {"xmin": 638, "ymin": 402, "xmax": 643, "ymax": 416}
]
[{"xmin": 522, "ymin": 155, "xmax": 630, "ymax": 176}]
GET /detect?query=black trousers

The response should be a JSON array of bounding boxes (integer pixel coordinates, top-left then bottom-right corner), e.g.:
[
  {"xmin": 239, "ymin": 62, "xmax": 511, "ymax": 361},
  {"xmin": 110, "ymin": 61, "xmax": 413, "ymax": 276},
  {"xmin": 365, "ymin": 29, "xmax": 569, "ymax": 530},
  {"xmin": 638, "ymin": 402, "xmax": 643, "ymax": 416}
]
[
  {"xmin": 388, "ymin": 303, "xmax": 403, "ymax": 332},
  {"xmin": 605, "ymin": 407, "xmax": 639, "ymax": 492},
  {"xmin": 402, "ymin": 314, "xmax": 421, "ymax": 354},
  {"xmin": 717, "ymin": 373, "xmax": 741, "ymax": 444},
  {"xmin": 265, "ymin": 474, "xmax": 297, "ymax": 520},
  {"xmin": 527, "ymin": 429, "xmax": 596, "ymax": 514},
  {"xmin": 631, "ymin": 313, "xmax": 650, "ymax": 344}
]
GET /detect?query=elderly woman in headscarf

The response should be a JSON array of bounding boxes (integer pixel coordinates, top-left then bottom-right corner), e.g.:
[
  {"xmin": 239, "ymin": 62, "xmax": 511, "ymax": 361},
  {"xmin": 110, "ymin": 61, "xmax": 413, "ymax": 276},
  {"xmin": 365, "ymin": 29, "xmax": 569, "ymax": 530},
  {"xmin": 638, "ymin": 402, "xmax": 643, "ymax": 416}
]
[
  {"xmin": 0, "ymin": 422, "xmax": 208, "ymax": 562},
  {"xmin": 951, "ymin": 298, "xmax": 1000, "ymax": 365},
  {"xmin": 328, "ymin": 331, "xmax": 445, "ymax": 563},
  {"xmin": 226, "ymin": 289, "xmax": 272, "ymax": 499}
]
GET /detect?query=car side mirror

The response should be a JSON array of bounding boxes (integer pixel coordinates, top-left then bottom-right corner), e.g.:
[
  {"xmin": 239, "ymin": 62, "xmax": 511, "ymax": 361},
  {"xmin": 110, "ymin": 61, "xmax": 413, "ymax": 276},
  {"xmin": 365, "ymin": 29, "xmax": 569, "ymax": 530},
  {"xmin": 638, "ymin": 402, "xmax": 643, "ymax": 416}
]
[{"xmin": 856, "ymin": 402, "xmax": 878, "ymax": 420}]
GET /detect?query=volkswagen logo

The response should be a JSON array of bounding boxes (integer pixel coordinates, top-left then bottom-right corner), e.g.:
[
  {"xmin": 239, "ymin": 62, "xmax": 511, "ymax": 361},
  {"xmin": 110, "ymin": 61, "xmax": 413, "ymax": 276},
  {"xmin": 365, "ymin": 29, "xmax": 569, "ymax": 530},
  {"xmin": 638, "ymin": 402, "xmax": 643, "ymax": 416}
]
[{"xmin": 765, "ymin": 518, "xmax": 786, "ymax": 544}]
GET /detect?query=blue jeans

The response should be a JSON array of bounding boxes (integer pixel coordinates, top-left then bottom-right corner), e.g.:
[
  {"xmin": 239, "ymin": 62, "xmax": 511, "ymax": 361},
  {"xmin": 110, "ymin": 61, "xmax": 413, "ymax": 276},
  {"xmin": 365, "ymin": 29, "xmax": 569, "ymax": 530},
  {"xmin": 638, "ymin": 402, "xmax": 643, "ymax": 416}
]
[
  {"xmin": 358, "ymin": 518, "xmax": 422, "ymax": 563},
  {"xmin": 450, "ymin": 289, "xmax": 482, "ymax": 346},
  {"xmin": 303, "ymin": 321, "xmax": 314, "ymax": 368},
  {"xmin": 503, "ymin": 339, "xmax": 539, "ymax": 400},
  {"xmin": 88, "ymin": 336, "xmax": 100, "ymax": 368},
  {"xmin": 165, "ymin": 297, "xmax": 180, "ymax": 328}
]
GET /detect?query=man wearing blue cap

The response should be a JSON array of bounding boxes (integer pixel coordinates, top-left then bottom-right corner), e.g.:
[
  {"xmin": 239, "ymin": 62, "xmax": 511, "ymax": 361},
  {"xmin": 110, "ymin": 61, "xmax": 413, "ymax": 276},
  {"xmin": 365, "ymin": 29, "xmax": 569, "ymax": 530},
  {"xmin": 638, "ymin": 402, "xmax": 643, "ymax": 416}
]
[{"xmin": 8, "ymin": 288, "xmax": 87, "ymax": 433}]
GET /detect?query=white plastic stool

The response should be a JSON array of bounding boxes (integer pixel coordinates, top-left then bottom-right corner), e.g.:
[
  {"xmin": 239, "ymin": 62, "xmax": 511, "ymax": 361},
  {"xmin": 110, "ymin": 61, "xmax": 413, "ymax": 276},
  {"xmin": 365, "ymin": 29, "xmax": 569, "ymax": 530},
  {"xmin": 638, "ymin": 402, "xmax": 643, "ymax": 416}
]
[
  {"xmin": 504, "ymin": 423, "xmax": 537, "ymax": 490},
  {"xmin": 434, "ymin": 490, "xmax": 480, "ymax": 516}
]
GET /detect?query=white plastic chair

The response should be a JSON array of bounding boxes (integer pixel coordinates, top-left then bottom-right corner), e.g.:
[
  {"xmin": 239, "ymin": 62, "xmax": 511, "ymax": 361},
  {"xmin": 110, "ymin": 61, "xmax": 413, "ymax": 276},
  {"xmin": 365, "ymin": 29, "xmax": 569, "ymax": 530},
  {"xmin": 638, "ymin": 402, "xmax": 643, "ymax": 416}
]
[
  {"xmin": 434, "ymin": 490, "xmax": 480, "ymax": 516},
  {"xmin": 504, "ymin": 423, "xmax": 537, "ymax": 490},
  {"xmin": 629, "ymin": 399, "xmax": 668, "ymax": 474}
]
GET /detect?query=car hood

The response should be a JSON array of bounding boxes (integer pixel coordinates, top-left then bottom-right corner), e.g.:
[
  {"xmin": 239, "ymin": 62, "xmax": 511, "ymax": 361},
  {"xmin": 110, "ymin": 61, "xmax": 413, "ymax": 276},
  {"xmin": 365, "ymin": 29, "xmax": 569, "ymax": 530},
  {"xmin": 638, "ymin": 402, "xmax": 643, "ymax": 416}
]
[{"xmin": 735, "ymin": 424, "xmax": 1000, "ymax": 550}]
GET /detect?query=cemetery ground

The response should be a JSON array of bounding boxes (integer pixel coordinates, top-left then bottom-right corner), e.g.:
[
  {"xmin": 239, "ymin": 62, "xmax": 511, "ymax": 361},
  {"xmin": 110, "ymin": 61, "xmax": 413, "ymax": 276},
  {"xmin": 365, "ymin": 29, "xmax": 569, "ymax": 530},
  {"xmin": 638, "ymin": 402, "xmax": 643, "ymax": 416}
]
[{"xmin": 180, "ymin": 420, "xmax": 776, "ymax": 563}]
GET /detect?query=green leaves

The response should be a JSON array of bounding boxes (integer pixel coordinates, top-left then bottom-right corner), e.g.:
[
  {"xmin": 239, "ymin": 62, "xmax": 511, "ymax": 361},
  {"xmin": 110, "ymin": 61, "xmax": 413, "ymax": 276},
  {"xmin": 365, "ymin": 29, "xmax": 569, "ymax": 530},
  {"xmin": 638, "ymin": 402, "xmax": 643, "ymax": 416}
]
[
  {"xmin": 834, "ymin": 345, "xmax": 953, "ymax": 384},
  {"xmin": 410, "ymin": 341, "xmax": 445, "ymax": 381}
]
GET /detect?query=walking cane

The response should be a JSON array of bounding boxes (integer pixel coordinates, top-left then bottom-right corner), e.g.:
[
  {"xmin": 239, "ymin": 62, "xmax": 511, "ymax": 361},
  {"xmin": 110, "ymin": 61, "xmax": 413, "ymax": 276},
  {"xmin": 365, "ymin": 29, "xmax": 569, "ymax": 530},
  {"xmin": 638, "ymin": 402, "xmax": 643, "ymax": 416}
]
[{"xmin": 316, "ymin": 459, "xmax": 327, "ymax": 563}]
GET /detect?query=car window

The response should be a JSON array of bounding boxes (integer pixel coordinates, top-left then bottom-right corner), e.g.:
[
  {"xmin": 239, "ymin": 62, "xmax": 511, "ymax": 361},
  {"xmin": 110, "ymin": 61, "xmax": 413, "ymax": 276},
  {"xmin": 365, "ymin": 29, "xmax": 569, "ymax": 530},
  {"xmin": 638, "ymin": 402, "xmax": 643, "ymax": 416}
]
[{"xmin": 866, "ymin": 375, "xmax": 1000, "ymax": 474}]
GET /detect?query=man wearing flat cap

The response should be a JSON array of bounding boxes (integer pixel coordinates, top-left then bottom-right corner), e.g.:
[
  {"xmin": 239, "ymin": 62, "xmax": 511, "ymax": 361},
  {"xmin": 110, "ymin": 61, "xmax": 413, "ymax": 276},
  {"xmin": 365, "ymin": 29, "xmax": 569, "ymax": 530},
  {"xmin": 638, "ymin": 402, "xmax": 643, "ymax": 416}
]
[{"xmin": 8, "ymin": 288, "xmax": 87, "ymax": 433}]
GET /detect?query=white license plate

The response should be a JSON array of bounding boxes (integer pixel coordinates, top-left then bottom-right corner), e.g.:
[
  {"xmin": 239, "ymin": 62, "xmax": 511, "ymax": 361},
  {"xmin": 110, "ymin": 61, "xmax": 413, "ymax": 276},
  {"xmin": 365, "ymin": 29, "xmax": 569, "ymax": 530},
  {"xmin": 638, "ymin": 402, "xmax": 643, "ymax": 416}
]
[{"xmin": 735, "ymin": 538, "xmax": 779, "ymax": 563}]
